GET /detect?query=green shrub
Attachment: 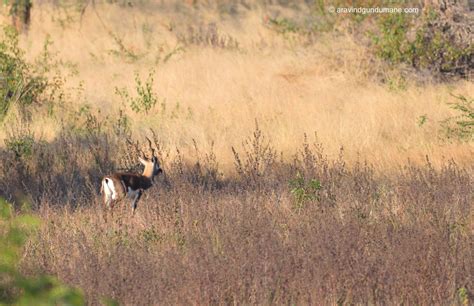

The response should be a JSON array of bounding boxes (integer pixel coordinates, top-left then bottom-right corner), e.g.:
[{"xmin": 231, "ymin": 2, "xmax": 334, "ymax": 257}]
[
  {"xmin": 115, "ymin": 70, "xmax": 158, "ymax": 114},
  {"xmin": 289, "ymin": 172, "xmax": 322, "ymax": 212},
  {"xmin": 371, "ymin": 13, "xmax": 413, "ymax": 65},
  {"xmin": 0, "ymin": 26, "xmax": 48, "ymax": 121},
  {"xmin": 0, "ymin": 198, "xmax": 85, "ymax": 305},
  {"xmin": 5, "ymin": 132, "xmax": 35, "ymax": 159},
  {"xmin": 441, "ymin": 94, "xmax": 473, "ymax": 141},
  {"xmin": 4, "ymin": 0, "xmax": 32, "ymax": 31},
  {"xmin": 371, "ymin": 8, "xmax": 472, "ymax": 79}
]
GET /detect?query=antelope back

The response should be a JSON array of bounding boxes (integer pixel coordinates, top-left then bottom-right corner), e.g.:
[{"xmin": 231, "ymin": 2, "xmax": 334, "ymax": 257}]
[{"xmin": 110, "ymin": 173, "xmax": 153, "ymax": 192}]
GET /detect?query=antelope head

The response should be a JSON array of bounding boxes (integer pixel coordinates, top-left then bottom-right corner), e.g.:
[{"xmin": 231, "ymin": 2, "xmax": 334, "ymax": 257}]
[{"xmin": 138, "ymin": 137, "xmax": 163, "ymax": 182}]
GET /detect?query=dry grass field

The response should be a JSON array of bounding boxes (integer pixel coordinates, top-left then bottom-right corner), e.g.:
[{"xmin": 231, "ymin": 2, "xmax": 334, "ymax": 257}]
[
  {"xmin": 0, "ymin": 1, "xmax": 473, "ymax": 305},
  {"xmin": 3, "ymin": 1, "xmax": 473, "ymax": 168}
]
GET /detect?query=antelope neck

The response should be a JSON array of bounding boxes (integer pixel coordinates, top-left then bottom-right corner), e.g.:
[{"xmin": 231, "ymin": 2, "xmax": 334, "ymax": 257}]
[{"xmin": 142, "ymin": 165, "xmax": 155, "ymax": 179}]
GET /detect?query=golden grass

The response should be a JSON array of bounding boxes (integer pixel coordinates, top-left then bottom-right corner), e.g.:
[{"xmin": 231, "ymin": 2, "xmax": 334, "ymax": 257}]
[{"xmin": 2, "ymin": 2, "xmax": 473, "ymax": 170}]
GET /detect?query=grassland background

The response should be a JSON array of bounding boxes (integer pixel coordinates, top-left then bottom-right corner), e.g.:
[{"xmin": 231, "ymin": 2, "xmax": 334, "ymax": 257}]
[
  {"xmin": 1, "ymin": 0, "xmax": 473, "ymax": 169},
  {"xmin": 0, "ymin": 0, "xmax": 473, "ymax": 305}
]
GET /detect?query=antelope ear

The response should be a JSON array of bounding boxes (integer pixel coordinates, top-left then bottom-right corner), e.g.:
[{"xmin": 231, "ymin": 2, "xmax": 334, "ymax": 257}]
[{"xmin": 138, "ymin": 157, "xmax": 147, "ymax": 165}]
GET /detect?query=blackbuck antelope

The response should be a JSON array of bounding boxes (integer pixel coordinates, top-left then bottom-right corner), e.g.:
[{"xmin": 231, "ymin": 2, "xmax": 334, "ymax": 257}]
[{"xmin": 101, "ymin": 138, "xmax": 162, "ymax": 214}]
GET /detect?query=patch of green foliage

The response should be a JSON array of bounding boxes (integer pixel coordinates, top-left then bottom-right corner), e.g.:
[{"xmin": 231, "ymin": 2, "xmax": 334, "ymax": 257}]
[
  {"xmin": 115, "ymin": 70, "xmax": 159, "ymax": 115},
  {"xmin": 441, "ymin": 94, "xmax": 473, "ymax": 141},
  {"xmin": 372, "ymin": 14, "xmax": 413, "ymax": 65},
  {"xmin": 371, "ymin": 10, "xmax": 472, "ymax": 78},
  {"xmin": 0, "ymin": 198, "xmax": 85, "ymax": 305},
  {"xmin": 289, "ymin": 172, "xmax": 322, "ymax": 212},
  {"xmin": 266, "ymin": 0, "xmax": 338, "ymax": 39},
  {"xmin": 0, "ymin": 26, "xmax": 48, "ymax": 121},
  {"xmin": 268, "ymin": 17, "xmax": 299, "ymax": 34},
  {"xmin": 417, "ymin": 114, "xmax": 428, "ymax": 127},
  {"xmin": 3, "ymin": 0, "xmax": 32, "ymax": 25},
  {"xmin": 310, "ymin": 0, "xmax": 336, "ymax": 31},
  {"xmin": 71, "ymin": 104, "xmax": 108, "ymax": 137},
  {"xmin": 4, "ymin": 132, "xmax": 35, "ymax": 159},
  {"xmin": 457, "ymin": 286, "xmax": 470, "ymax": 305}
]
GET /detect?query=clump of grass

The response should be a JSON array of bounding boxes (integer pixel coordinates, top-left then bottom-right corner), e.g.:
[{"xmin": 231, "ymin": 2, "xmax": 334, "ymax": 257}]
[
  {"xmin": 267, "ymin": 17, "xmax": 300, "ymax": 34},
  {"xmin": 231, "ymin": 121, "xmax": 277, "ymax": 187}
]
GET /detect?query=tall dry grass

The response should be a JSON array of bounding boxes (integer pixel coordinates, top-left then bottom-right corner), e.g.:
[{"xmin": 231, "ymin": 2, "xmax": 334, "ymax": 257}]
[
  {"xmin": 0, "ymin": 1, "xmax": 472, "ymax": 170},
  {"xmin": 0, "ymin": 118, "xmax": 471, "ymax": 304},
  {"xmin": 9, "ymin": 129, "xmax": 471, "ymax": 305}
]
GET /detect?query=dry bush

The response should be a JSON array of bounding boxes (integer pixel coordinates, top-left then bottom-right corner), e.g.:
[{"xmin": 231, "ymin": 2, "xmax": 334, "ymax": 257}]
[{"xmin": 178, "ymin": 22, "xmax": 239, "ymax": 49}]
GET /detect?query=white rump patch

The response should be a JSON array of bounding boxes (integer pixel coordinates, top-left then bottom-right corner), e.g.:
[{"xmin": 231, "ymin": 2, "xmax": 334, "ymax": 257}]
[{"xmin": 102, "ymin": 178, "xmax": 117, "ymax": 200}]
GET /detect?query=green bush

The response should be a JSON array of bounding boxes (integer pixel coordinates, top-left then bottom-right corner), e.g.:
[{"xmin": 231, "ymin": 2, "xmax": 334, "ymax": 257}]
[
  {"xmin": 371, "ymin": 13, "xmax": 413, "ymax": 65},
  {"xmin": 5, "ymin": 132, "xmax": 35, "ymax": 159},
  {"xmin": 0, "ymin": 26, "xmax": 48, "ymax": 121},
  {"xmin": 115, "ymin": 70, "xmax": 158, "ymax": 114},
  {"xmin": 371, "ymin": 9, "xmax": 472, "ymax": 79},
  {"xmin": 289, "ymin": 172, "xmax": 322, "ymax": 212},
  {"xmin": 4, "ymin": 0, "xmax": 32, "ymax": 31},
  {"xmin": 0, "ymin": 198, "xmax": 85, "ymax": 305},
  {"xmin": 8, "ymin": 0, "xmax": 32, "ymax": 19},
  {"xmin": 442, "ymin": 94, "xmax": 473, "ymax": 141}
]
